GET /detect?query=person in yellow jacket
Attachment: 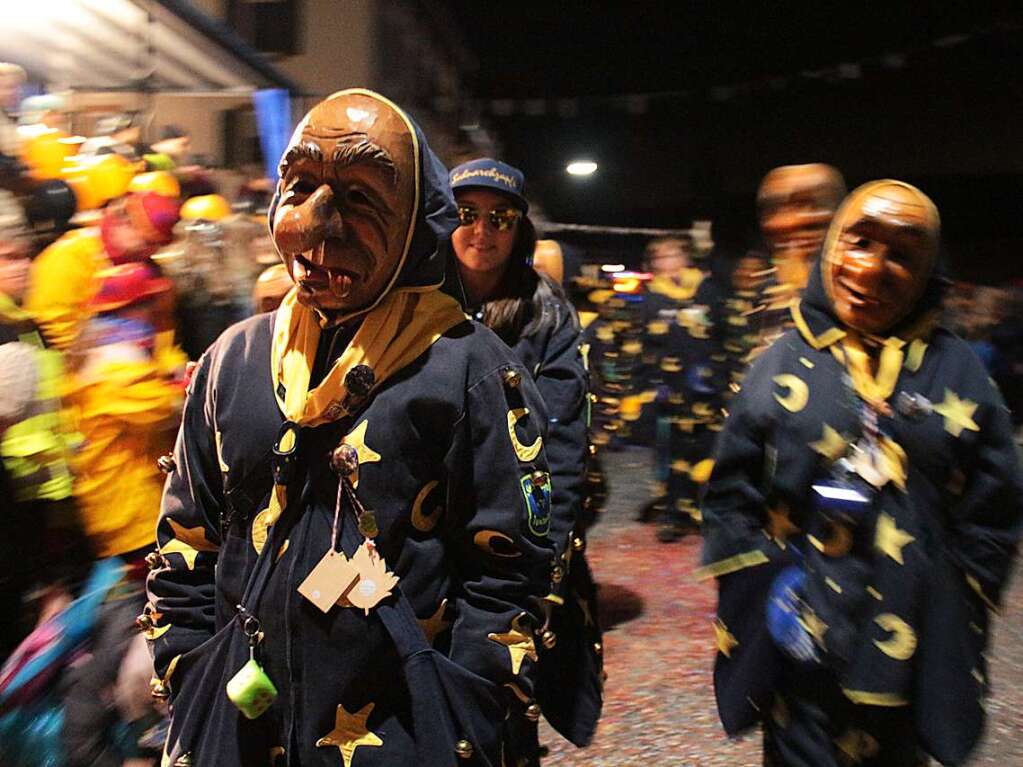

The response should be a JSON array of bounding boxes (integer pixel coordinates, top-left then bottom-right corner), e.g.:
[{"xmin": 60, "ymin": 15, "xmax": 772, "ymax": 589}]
[
  {"xmin": 69, "ymin": 261, "xmax": 186, "ymax": 558},
  {"xmin": 25, "ymin": 190, "xmax": 180, "ymax": 351},
  {"xmin": 0, "ymin": 189, "xmax": 92, "ymax": 656}
]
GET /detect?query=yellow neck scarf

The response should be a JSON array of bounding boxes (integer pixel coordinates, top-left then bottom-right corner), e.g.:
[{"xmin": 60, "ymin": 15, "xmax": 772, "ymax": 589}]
[
  {"xmin": 270, "ymin": 286, "xmax": 466, "ymax": 428},
  {"xmin": 253, "ymin": 285, "xmax": 466, "ymax": 553},
  {"xmin": 649, "ymin": 268, "xmax": 704, "ymax": 301}
]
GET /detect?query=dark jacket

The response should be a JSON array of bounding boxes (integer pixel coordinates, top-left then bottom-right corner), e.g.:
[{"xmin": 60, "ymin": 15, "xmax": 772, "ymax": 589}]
[
  {"xmin": 701, "ymin": 259, "xmax": 1023, "ymax": 765},
  {"xmin": 147, "ymin": 105, "xmax": 556, "ymax": 766}
]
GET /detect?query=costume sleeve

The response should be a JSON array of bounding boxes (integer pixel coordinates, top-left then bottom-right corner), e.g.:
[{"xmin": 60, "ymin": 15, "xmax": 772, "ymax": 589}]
[
  {"xmin": 945, "ymin": 378, "xmax": 1023, "ymax": 609},
  {"xmin": 698, "ymin": 349, "xmax": 799, "ymax": 735},
  {"xmin": 533, "ymin": 313, "xmax": 588, "ymax": 559},
  {"xmin": 145, "ymin": 351, "xmax": 223, "ymax": 693},
  {"xmin": 444, "ymin": 363, "xmax": 557, "ymax": 698}
]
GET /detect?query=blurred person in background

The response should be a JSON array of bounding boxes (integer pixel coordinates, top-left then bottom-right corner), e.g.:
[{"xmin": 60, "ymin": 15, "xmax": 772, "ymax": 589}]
[
  {"xmin": 60, "ymin": 261, "xmax": 186, "ymax": 767},
  {"xmin": 448, "ymin": 158, "xmax": 602, "ymax": 759},
  {"xmin": 0, "ymin": 63, "xmax": 26, "ymax": 166},
  {"xmin": 636, "ymin": 235, "xmax": 720, "ymax": 542},
  {"xmin": 153, "ymin": 193, "xmax": 250, "ymax": 359},
  {"xmin": 25, "ymin": 189, "xmax": 180, "ymax": 352},
  {"xmin": 701, "ymin": 181, "xmax": 1022, "ymax": 766},
  {"xmin": 755, "ymin": 163, "xmax": 845, "ymax": 345},
  {"xmin": 0, "ymin": 188, "xmax": 91, "ymax": 658}
]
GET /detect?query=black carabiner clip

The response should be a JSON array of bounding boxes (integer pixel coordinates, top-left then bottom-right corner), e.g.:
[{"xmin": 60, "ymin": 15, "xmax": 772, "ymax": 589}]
[{"xmin": 272, "ymin": 420, "xmax": 301, "ymax": 486}]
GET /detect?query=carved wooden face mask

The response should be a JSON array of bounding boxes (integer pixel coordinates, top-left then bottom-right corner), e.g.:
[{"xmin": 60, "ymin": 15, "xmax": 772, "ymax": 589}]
[
  {"xmin": 757, "ymin": 164, "xmax": 845, "ymax": 289},
  {"xmin": 271, "ymin": 91, "xmax": 417, "ymax": 315},
  {"xmin": 822, "ymin": 181, "xmax": 940, "ymax": 335}
]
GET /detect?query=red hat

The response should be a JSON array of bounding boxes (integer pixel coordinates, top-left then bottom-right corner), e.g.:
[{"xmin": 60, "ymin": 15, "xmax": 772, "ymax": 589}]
[
  {"xmin": 100, "ymin": 192, "xmax": 181, "ymax": 264},
  {"xmin": 90, "ymin": 262, "xmax": 172, "ymax": 313}
]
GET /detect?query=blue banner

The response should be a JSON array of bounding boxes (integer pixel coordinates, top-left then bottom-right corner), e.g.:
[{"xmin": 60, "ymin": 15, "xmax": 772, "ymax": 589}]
[{"xmin": 252, "ymin": 88, "xmax": 292, "ymax": 185}]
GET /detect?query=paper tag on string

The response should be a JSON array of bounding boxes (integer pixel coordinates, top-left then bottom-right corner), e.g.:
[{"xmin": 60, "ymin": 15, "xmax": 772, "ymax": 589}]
[{"xmin": 297, "ymin": 550, "xmax": 360, "ymax": 613}]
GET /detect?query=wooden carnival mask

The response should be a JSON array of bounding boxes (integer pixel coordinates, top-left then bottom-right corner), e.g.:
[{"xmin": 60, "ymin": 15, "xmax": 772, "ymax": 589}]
[
  {"xmin": 271, "ymin": 91, "xmax": 418, "ymax": 315},
  {"xmin": 822, "ymin": 180, "xmax": 940, "ymax": 335},
  {"xmin": 757, "ymin": 163, "xmax": 845, "ymax": 289}
]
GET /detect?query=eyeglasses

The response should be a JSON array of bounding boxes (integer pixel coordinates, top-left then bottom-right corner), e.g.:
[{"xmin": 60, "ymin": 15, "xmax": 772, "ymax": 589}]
[{"xmin": 456, "ymin": 205, "xmax": 522, "ymax": 232}]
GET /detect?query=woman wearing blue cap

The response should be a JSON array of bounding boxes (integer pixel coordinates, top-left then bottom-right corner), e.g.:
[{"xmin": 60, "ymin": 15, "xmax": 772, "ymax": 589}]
[{"xmin": 448, "ymin": 158, "xmax": 603, "ymax": 761}]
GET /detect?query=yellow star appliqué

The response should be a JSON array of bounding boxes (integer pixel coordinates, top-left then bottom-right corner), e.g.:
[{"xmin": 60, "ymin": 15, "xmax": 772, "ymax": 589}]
[
  {"xmin": 488, "ymin": 614, "xmax": 538, "ymax": 675},
  {"xmin": 810, "ymin": 424, "xmax": 849, "ymax": 462},
  {"xmin": 713, "ymin": 617, "xmax": 738, "ymax": 658},
  {"xmin": 315, "ymin": 702, "xmax": 383, "ymax": 767},
  {"xmin": 344, "ymin": 420, "xmax": 382, "ymax": 466},
  {"xmin": 342, "ymin": 420, "xmax": 381, "ymax": 487},
  {"xmin": 160, "ymin": 519, "xmax": 218, "ymax": 571},
  {"xmin": 417, "ymin": 599, "xmax": 451, "ymax": 646},
  {"xmin": 875, "ymin": 512, "xmax": 915, "ymax": 565},
  {"xmin": 933, "ymin": 389, "xmax": 980, "ymax": 438}
]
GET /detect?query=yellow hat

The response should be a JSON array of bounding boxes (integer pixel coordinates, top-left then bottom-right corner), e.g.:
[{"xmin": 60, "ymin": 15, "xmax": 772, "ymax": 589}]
[
  {"xmin": 128, "ymin": 170, "xmax": 181, "ymax": 199},
  {"xmin": 21, "ymin": 127, "xmax": 77, "ymax": 180},
  {"xmin": 180, "ymin": 194, "xmax": 231, "ymax": 222},
  {"xmin": 61, "ymin": 154, "xmax": 134, "ymax": 210}
]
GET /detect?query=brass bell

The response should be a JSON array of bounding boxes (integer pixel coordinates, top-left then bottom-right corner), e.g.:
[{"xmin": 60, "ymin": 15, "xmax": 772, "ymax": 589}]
[
  {"xmin": 593, "ymin": 641, "xmax": 603, "ymax": 656},
  {"xmin": 173, "ymin": 755, "xmax": 193, "ymax": 766},
  {"xmin": 588, "ymin": 443, "xmax": 597, "ymax": 455},
  {"xmin": 330, "ymin": 443, "xmax": 359, "ymax": 477},
  {"xmin": 550, "ymin": 565, "xmax": 564, "ymax": 584},
  {"xmin": 541, "ymin": 629, "xmax": 557, "ymax": 650},
  {"xmin": 156, "ymin": 454, "xmax": 176, "ymax": 473},
  {"xmin": 454, "ymin": 739, "xmax": 474, "ymax": 759},
  {"xmin": 530, "ymin": 470, "xmax": 547, "ymax": 487},
  {"xmin": 135, "ymin": 613, "xmax": 154, "ymax": 632},
  {"xmin": 502, "ymin": 368, "xmax": 521, "ymax": 388},
  {"xmin": 150, "ymin": 678, "xmax": 170, "ymax": 700},
  {"xmin": 572, "ymin": 536, "xmax": 585, "ymax": 553},
  {"xmin": 344, "ymin": 364, "xmax": 375, "ymax": 398},
  {"xmin": 525, "ymin": 702, "xmax": 542, "ymax": 721}
]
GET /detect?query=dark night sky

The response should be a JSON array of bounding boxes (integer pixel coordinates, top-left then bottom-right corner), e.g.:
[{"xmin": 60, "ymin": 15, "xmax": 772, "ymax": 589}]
[{"xmin": 435, "ymin": 3, "xmax": 1023, "ymax": 281}]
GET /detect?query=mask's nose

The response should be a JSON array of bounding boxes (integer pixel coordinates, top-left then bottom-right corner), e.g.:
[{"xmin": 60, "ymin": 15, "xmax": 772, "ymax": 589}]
[
  {"xmin": 273, "ymin": 184, "xmax": 344, "ymax": 256},
  {"xmin": 842, "ymin": 248, "xmax": 885, "ymax": 295}
]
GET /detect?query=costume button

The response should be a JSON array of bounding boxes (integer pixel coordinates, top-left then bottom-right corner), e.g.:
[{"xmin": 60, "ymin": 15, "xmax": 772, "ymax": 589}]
[
  {"xmin": 525, "ymin": 702, "xmax": 542, "ymax": 721},
  {"xmin": 454, "ymin": 739, "xmax": 474, "ymax": 759},
  {"xmin": 541, "ymin": 629, "xmax": 557, "ymax": 650},
  {"xmin": 157, "ymin": 453, "xmax": 176, "ymax": 473},
  {"xmin": 502, "ymin": 368, "xmax": 522, "ymax": 388}
]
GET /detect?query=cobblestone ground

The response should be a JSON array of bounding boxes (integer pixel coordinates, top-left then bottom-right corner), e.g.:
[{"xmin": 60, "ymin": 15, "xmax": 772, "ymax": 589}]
[{"xmin": 539, "ymin": 447, "xmax": 1023, "ymax": 766}]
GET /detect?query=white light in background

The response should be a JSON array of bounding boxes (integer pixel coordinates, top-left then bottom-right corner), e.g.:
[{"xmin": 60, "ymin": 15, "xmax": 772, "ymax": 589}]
[
  {"xmin": 600, "ymin": 264, "xmax": 625, "ymax": 273},
  {"xmin": 566, "ymin": 160, "xmax": 598, "ymax": 177}
]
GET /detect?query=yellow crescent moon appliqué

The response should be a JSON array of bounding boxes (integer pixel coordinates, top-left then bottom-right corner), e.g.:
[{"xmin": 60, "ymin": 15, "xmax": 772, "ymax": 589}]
[
  {"xmin": 773, "ymin": 374, "xmax": 809, "ymax": 413},
  {"xmin": 873, "ymin": 613, "xmax": 916, "ymax": 660},
  {"xmin": 410, "ymin": 480, "xmax": 442, "ymax": 532},
  {"xmin": 473, "ymin": 530, "xmax": 522, "ymax": 558},
  {"xmin": 252, "ymin": 507, "xmax": 275, "ymax": 554},
  {"xmin": 507, "ymin": 408, "xmax": 543, "ymax": 462},
  {"xmin": 820, "ymin": 519, "xmax": 854, "ymax": 558}
]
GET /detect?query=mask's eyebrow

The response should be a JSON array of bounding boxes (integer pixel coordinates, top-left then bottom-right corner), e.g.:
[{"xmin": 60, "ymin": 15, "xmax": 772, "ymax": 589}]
[
  {"xmin": 849, "ymin": 215, "xmax": 929, "ymax": 240},
  {"xmin": 278, "ymin": 141, "xmax": 325, "ymax": 178},
  {"xmin": 331, "ymin": 138, "xmax": 398, "ymax": 187}
]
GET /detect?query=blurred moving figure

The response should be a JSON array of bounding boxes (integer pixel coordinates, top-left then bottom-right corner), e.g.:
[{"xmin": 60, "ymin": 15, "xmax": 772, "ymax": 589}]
[
  {"xmin": 449, "ymin": 158, "xmax": 603, "ymax": 756},
  {"xmin": 701, "ymin": 181, "xmax": 1022, "ymax": 766},
  {"xmin": 0, "ymin": 189, "xmax": 91, "ymax": 659},
  {"xmin": 755, "ymin": 164, "xmax": 845, "ymax": 343},
  {"xmin": 25, "ymin": 191, "xmax": 180, "ymax": 352},
  {"xmin": 638, "ymin": 236, "xmax": 720, "ymax": 542},
  {"xmin": 60, "ymin": 262, "xmax": 185, "ymax": 767},
  {"xmin": 155, "ymin": 194, "xmax": 253, "ymax": 359},
  {"xmin": 0, "ymin": 63, "xmax": 26, "ymax": 164}
]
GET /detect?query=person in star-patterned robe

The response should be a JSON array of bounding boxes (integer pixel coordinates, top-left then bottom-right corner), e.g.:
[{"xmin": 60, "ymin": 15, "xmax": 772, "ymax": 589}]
[
  {"xmin": 700, "ymin": 180, "xmax": 1022, "ymax": 767},
  {"xmin": 145, "ymin": 91, "xmax": 555, "ymax": 767}
]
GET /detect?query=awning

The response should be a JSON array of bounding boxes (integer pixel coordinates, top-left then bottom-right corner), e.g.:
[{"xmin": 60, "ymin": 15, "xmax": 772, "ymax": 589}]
[{"xmin": 0, "ymin": 0, "xmax": 300, "ymax": 95}]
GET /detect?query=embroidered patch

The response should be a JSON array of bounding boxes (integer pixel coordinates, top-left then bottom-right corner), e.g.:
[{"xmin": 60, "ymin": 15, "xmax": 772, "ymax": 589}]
[{"xmin": 520, "ymin": 473, "xmax": 552, "ymax": 537}]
